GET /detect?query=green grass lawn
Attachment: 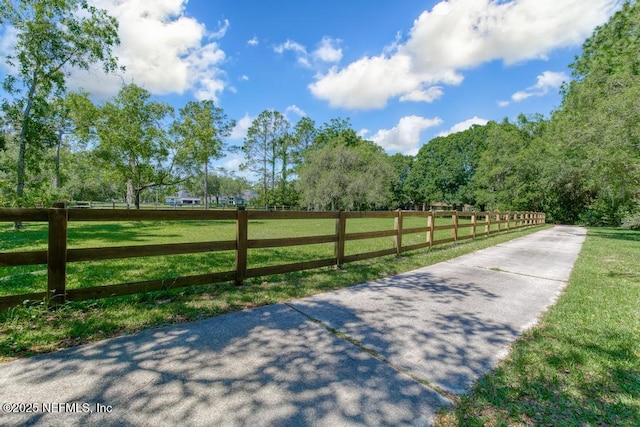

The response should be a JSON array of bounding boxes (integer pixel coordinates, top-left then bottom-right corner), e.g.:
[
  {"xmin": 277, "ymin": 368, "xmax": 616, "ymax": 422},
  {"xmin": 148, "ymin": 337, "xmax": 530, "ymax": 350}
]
[
  {"xmin": 0, "ymin": 215, "xmax": 495, "ymax": 295},
  {"xmin": 0, "ymin": 215, "xmax": 543, "ymax": 361},
  {"xmin": 436, "ymin": 227, "xmax": 640, "ymax": 426}
]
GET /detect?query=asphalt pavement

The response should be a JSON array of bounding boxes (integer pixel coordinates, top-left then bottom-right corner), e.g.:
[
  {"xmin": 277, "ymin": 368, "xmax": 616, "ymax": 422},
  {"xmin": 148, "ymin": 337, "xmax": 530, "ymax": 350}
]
[{"xmin": 0, "ymin": 225, "xmax": 586, "ymax": 426}]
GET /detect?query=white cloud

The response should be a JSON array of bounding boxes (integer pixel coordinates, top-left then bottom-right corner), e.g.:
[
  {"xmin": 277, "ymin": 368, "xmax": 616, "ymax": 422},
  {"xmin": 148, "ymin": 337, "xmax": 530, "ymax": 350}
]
[
  {"xmin": 370, "ymin": 115, "xmax": 443, "ymax": 154},
  {"xmin": 511, "ymin": 70, "xmax": 569, "ymax": 102},
  {"xmin": 275, "ymin": 36, "xmax": 343, "ymax": 68},
  {"xmin": 67, "ymin": 0, "xmax": 229, "ymax": 101},
  {"xmin": 274, "ymin": 39, "xmax": 311, "ymax": 67},
  {"xmin": 512, "ymin": 91, "xmax": 533, "ymax": 102},
  {"xmin": 210, "ymin": 19, "xmax": 230, "ymax": 39},
  {"xmin": 437, "ymin": 116, "xmax": 489, "ymax": 137},
  {"xmin": 274, "ymin": 40, "xmax": 307, "ymax": 55},
  {"xmin": 497, "ymin": 100, "xmax": 510, "ymax": 107},
  {"xmin": 221, "ymin": 152, "xmax": 245, "ymax": 174},
  {"xmin": 229, "ymin": 113, "xmax": 253, "ymax": 141},
  {"xmin": 310, "ymin": 54, "xmax": 437, "ymax": 109},
  {"xmin": 240, "ymin": 75, "xmax": 249, "ymax": 81},
  {"xmin": 310, "ymin": 0, "xmax": 618, "ymax": 110},
  {"xmin": 312, "ymin": 37, "xmax": 342, "ymax": 63},
  {"xmin": 247, "ymin": 36, "xmax": 259, "ymax": 47},
  {"xmin": 383, "ymin": 31, "xmax": 404, "ymax": 56},
  {"xmin": 284, "ymin": 105, "xmax": 306, "ymax": 119},
  {"xmin": 399, "ymin": 86, "xmax": 444, "ymax": 103}
]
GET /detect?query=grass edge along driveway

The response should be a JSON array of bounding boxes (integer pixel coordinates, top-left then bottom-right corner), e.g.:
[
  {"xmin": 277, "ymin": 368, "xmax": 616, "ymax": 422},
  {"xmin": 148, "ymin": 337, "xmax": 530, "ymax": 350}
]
[{"xmin": 436, "ymin": 226, "xmax": 640, "ymax": 426}]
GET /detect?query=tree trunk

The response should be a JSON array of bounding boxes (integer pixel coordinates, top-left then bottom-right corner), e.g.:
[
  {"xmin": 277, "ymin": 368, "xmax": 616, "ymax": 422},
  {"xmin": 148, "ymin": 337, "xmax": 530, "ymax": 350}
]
[
  {"xmin": 13, "ymin": 135, "xmax": 27, "ymax": 229},
  {"xmin": 126, "ymin": 180, "xmax": 134, "ymax": 208},
  {"xmin": 126, "ymin": 155, "xmax": 136, "ymax": 208},
  {"xmin": 134, "ymin": 188, "xmax": 141, "ymax": 209},
  {"xmin": 262, "ymin": 155, "xmax": 268, "ymax": 207},
  {"xmin": 204, "ymin": 162, "xmax": 209, "ymax": 210},
  {"xmin": 54, "ymin": 131, "xmax": 63, "ymax": 189},
  {"xmin": 271, "ymin": 157, "xmax": 276, "ymax": 194},
  {"xmin": 14, "ymin": 79, "xmax": 38, "ymax": 229}
]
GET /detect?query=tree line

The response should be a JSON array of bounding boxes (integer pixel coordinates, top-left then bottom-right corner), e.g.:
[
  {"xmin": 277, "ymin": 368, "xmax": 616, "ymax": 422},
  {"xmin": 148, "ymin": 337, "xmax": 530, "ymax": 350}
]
[{"xmin": 1, "ymin": 0, "xmax": 639, "ymax": 226}]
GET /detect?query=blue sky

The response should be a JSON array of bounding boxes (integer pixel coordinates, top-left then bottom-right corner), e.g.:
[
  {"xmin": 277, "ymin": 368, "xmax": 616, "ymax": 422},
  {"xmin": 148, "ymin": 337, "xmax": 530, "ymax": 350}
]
[{"xmin": 1, "ymin": 0, "xmax": 623, "ymax": 174}]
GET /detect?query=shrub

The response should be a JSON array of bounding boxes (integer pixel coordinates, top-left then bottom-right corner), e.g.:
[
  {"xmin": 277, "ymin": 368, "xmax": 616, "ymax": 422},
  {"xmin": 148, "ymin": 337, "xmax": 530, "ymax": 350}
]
[{"xmin": 621, "ymin": 211, "xmax": 640, "ymax": 230}]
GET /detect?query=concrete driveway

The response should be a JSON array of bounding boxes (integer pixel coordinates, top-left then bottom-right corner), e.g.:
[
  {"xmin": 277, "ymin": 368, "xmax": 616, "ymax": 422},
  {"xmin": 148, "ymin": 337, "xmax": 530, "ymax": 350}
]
[{"xmin": 0, "ymin": 225, "xmax": 585, "ymax": 426}]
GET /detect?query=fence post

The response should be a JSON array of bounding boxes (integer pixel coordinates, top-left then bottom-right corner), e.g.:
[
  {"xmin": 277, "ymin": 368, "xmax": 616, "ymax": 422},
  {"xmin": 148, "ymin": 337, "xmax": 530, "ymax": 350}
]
[
  {"xmin": 235, "ymin": 206, "xmax": 248, "ymax": 286},
  {"xmin": 48, "ymin": 202, "xmax": 68, "ymax": 308},
  {"xmin": 452, "ymin": 211, "xmax": 458, "ymax": 242},
  {"xmin": 506, "ymin": 211, "xmax": 511, "ymax": 231},
  {"xmin": 496, "ymin": 212, "xmax": 501, "ymax": 233},
  {"xmin": 335, "ymin": 210, "xmax": 346, "ymax": 267},
  {"xmin": 471, "ymin": 212, "xmax": 477, "ymax": 238},
  {"xmin": 394, "ymin": 209, "xmax": 403, "ymax": 256},
  {"xmin": 427, "ymin": 211, "xmax": 434, "ymax": 247},
  {"xmin": 485, "ymin": 212, "xmax": 491, "ymax": 236}
]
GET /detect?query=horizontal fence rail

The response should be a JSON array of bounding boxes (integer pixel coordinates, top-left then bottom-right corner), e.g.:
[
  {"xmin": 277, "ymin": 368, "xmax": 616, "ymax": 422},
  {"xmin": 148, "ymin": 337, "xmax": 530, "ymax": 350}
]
[{"xmin": 0, "ymin": 205, "xmax": 545, "ymax": 310}]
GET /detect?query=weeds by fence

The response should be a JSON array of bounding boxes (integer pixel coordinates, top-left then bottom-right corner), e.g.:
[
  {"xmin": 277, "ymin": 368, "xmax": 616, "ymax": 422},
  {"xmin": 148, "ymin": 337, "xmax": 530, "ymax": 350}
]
[{"xmin": 0, "ymin": 205, "xmax": 545, "ymax": 310}]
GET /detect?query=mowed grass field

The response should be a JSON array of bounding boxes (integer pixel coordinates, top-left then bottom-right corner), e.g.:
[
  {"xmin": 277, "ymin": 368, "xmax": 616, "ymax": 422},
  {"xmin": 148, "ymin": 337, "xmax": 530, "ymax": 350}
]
[
  {"xmin": 0, "ymin": 213, "xmax": 533, "ymax": 360},
  {"xmin": 0, "ymin": 214, "xmax": 498, "ymax": 296}
]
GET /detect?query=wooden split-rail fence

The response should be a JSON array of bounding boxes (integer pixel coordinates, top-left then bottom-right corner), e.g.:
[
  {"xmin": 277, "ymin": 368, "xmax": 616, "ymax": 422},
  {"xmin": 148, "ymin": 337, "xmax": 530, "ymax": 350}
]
[{"xmin": 0, "ymin": 204, "xmax": 545, "ymax": 310}]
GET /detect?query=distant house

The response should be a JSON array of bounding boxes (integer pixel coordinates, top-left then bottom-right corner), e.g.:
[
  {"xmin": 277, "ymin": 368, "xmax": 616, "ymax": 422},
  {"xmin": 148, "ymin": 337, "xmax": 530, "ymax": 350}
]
[
  {"xmin": 180, "ymin": 197, "xmax": 201, "ymax": 205},
  {"xmin": 219, "ymin": 195, "xmax": 245, "ymax": 206},
  {"xmin": 429, "ymin": 202, "xmax": 474, "ymax": 212},
  {"xmin": 166, "ymin": 190, "xmax": 201, "ymax": 206},
  {"xmin": 165, "ymin": 196, "xmax": 183, "ymax": 206},
  {"xmin": 218, "ymin": 189, "xmax": 258, "ymax": 207}
]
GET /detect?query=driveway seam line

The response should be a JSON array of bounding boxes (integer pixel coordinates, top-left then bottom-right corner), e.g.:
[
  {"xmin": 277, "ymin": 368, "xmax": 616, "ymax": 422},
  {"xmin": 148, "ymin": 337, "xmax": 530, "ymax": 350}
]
[
  {"xmin": 284, "ymin": 302, "xmax": 456, "ymax": 405},
  {"xmin": 453, "ymin": 263, "xmax": 568, "ymax": 283}
]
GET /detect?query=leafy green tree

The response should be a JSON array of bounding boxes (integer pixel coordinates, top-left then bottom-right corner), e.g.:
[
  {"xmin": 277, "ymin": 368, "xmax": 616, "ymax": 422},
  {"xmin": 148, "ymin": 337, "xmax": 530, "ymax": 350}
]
[
  {"xmin": 217, "ymin": 172, "xmax": 250, "ymax": 203},
  {"xmin": 541, "ymin": 0, "xmax": 640, "ymax": 224},
  {"xmin": 0, "ymin": 131, "xmax": 67, "ymax": 206},
  {"xmin": 0, "ymin": 0, "xmax": 120, "ymax": 214},
  {"xmin": 93, "ymin": 84, "xmax": 179, "ymax": 209},
  {"xmin": 61, "ymin": 148, "xmax": 123, "ymax": 201},
  {"xmin": 298, "ymin": 135, "xmax": 392, "ymax": 211},
  {"xmin": 473, "ymin": 118, "xmax": 546, "ymax": 212},
  {"xmin": 313, "ymin": 117, "xmax": 360, "ymax": 148},
  {"xmin": 171, "ymin": 100, "xmax": 235, "ymax": 209},
  {"xmin": 46, "ymin": 92, "xmax": 96, "ymax": 191},
  {"xmin": 293, "ymin": 116, "xmax": 316, "ymax": 152},
  {"xmin": 241, "ymin": 110, "xmax": 289, "ymax": 203},
  {"xmin": 405, "ymin": 124, "xmax": 487, "ymax": 209},
  {"xmin": 388, "ymin": 153, "xmax": 413, "ymax": 209},
  {"xmin": 274, "ymin": 132, "xmax": 300, "ymax": 207}
]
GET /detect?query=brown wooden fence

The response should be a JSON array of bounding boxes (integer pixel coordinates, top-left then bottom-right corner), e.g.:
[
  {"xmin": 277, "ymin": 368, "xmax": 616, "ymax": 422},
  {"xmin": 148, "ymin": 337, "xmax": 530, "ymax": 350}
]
[{"xmin": 0, "ymin": 205, "xmax": 545, "ymax": 310}]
